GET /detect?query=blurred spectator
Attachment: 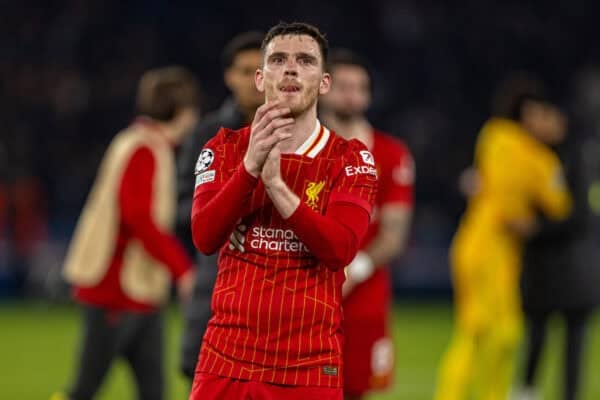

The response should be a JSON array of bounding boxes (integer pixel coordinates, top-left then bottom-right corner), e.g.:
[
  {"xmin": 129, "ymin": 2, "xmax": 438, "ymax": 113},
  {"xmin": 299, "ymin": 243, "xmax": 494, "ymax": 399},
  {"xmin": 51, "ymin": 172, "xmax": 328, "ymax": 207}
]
[
  {"xmin": 434, "ymin": 74, "xmax": 572, "ymax": 400},
  {"xmin": 54, "ymin": 66, "xmax": 199, "ymax": 400},
  {"xmin": 176, "ymin": 30, "xmax": 265, "ymax": 380},
  {"xmin": 516, "ymin": 69, "xmax": 600, "ymax": 400},
  {"xmin": 320, "ymin": 48, "xmax": 415, "ymax": 400}
]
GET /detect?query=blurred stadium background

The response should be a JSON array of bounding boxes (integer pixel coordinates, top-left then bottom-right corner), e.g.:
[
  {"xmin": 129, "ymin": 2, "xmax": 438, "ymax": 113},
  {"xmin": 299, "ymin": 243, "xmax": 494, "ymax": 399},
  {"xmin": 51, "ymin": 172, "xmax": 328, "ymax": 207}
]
[{"xmin": 2, "ymin": 1, "xmax": 600, "ymax": 399}]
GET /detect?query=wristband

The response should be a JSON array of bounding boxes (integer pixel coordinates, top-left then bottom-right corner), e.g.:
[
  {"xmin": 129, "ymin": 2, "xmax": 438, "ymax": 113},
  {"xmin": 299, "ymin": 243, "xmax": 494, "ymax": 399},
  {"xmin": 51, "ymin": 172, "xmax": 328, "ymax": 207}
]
[{"xmin": 346, "ymin": 251, "xmax": 375, "ymax": 283}]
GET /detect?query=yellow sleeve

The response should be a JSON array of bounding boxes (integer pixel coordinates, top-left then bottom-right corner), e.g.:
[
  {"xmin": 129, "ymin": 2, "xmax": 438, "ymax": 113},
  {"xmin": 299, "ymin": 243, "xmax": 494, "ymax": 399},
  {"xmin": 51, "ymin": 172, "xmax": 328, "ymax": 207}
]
[{"xmin": 532, "ymin": 152, "xmax": 572, "ymax": 220}]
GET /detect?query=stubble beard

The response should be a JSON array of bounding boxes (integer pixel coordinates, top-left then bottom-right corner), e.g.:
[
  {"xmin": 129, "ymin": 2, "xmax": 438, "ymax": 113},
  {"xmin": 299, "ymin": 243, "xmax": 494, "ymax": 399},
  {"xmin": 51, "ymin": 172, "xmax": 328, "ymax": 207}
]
[
  {"xmin": 270, "ymin": 88, "xmax": 318, "ymax": 118},
  {"xmin": 289, "ymin": 95, "xmax": 318, "ymax": 118},
  {"xmin": 331, "ymin": 104, "xmax": 366, "ymax": 123},
  {"xmin": 332, "ymin": 109, "xmax": 357, "ymax": 122}
]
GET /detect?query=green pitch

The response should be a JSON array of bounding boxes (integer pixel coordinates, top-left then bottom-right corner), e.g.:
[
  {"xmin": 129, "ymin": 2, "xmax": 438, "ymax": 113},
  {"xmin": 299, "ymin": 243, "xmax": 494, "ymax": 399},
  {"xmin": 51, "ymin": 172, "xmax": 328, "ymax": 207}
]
[{"xmin": 1, "ymin": 301, "xmax": 599, "ymax": 399}]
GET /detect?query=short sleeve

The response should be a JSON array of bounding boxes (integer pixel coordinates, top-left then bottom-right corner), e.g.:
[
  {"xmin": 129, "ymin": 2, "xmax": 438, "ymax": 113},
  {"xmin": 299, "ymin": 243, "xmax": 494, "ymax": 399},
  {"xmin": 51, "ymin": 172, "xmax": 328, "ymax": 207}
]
[
  {"xmin": 380, "ymin": 141, "xmax": 415, "ymax": 207},
  {"xmin": 329, "ymin": 139, "xmax": 378, "ymax": 217}
]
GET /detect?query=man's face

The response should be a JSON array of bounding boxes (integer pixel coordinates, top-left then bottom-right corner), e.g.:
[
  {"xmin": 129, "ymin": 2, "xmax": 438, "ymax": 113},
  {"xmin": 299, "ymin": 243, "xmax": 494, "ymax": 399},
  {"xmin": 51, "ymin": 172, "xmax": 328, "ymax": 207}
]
[
  {"xmin": 522, "ymin": 101, "xmax": 567, "ymax": 145},
  {"xmin": 224, "ymin": 49, "xmax": 264, "ymax": 112},
  {"xmin": 256, "ymin": 34, "xmax": 330, "ymax": 117},
  {"xmin": 321, "ymin": 65, "xmax": 371, "ymax": 121}
]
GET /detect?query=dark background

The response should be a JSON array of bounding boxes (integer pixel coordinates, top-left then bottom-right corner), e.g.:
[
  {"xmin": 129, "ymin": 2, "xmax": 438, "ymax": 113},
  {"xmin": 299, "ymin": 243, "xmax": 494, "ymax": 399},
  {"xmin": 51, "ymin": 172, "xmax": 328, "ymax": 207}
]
[{"xmin": 2, "ymin": 0, "xmax": 600, "ymax": 298}]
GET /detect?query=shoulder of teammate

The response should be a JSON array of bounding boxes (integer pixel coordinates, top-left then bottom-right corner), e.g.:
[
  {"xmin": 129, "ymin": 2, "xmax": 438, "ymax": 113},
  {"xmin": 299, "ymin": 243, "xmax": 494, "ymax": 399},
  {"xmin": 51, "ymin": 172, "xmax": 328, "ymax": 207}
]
[
  {"xmin": 375, "ymin": 129, "xmax": 411, "ymax": 156},
  {"xmin": 374, "ymin": 129, "xmax": 415, "ymax": 175},
  {"xmin": 373, "ymin": 130, "xmax": 415, "ymax": 207}
]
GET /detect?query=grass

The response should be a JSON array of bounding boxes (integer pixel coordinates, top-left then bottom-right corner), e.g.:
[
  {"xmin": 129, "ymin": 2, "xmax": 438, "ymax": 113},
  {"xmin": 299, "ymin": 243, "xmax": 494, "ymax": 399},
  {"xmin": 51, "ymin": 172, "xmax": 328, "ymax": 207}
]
[{"xmin": 1, "ymin": 301, "xmax": 599, "ymax": 399}]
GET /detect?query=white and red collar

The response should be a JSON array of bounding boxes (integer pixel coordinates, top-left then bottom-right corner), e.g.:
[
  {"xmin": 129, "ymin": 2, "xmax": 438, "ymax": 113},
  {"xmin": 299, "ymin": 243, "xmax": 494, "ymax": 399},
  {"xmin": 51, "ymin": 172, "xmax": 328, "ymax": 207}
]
[{"xmin": 294, "ymin": 119, "xmax": 330, "ymax": 158}]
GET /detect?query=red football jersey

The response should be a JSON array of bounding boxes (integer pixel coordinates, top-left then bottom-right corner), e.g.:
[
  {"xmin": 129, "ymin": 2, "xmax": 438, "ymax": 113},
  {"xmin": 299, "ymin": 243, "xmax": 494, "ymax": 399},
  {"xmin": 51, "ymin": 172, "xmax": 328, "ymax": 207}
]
[
  {"xmin": 344, "ymin": 130, "xmax": 415, "ymax": 320},
  {"xmin": 75, "ymin": 121, "xmax": 192, "ymax": 312},
  {"xmin": 192, "ymin": 121, "xmax": 377, "ymax": 387}
]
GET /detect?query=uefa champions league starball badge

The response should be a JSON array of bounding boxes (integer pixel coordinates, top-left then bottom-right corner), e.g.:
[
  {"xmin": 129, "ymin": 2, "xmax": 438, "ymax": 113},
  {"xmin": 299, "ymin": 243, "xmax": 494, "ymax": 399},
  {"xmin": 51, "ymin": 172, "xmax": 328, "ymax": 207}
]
[{"xmin": 195, "ymin": 149, "xmax": 215, "ymax": 174}]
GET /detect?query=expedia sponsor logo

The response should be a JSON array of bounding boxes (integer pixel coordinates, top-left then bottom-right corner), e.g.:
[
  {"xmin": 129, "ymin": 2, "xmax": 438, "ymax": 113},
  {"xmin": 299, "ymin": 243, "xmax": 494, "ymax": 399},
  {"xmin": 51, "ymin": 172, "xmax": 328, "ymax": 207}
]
[
  {"xmin": 249, "ymin": 226, "xmax": 310, "ymax": 253},
  {"xmin": 345, "ymin": 165, "xmax": 377, "ymax": 177}
]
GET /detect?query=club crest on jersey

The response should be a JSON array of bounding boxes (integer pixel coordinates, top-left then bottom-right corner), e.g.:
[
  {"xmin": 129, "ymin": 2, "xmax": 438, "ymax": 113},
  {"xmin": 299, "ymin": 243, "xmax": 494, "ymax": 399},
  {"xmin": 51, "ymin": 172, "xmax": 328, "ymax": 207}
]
[
  {"xmin": 304, "ymin": 180, "xmax": 325, "ymax": 210},
  {"xmin": 195, "ymin": 149, "xmax": 214, "ymax": 174},
  {"xmin": 360, "ymin": 150, "xmax": 375, "ymax": 166}
]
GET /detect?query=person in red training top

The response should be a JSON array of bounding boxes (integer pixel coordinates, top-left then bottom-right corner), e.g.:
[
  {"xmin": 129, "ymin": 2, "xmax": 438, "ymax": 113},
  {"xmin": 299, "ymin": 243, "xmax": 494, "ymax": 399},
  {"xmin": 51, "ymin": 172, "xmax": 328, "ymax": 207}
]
[
  {"xmin": 321, "ymin": 49, "xmax": 415, "ymax": 400},
  {"xmin": 56, "ymin": 67, "xmax": 199, "ymax": 400},
  {"xmin": 189, "ymin": 22, "xmax": 377, "ymax": 400}
]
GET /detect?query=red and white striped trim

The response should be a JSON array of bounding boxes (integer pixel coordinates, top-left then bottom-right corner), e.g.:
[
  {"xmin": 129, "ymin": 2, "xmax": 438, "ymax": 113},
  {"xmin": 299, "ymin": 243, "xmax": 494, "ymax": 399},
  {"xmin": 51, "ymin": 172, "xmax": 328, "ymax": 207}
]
[{"xmin": 294, "ymin": 120, "xmax": 331, "ymax": 158}]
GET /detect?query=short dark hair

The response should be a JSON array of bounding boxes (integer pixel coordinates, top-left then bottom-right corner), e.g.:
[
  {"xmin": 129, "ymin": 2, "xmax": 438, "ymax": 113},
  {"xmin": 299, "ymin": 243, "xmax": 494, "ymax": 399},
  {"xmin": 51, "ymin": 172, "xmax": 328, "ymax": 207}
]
[
  {"xmin": 221, "ymin": 31, "xmax": 264, "ymax": 70},
  {"xmin": 327, "ymin": 48, "xmax": 372, "ymax": 79},
  {"xmin": 492, "ymin": 73, "xmax": 551, "ymax": 121},
  {"xmin": 136, "ymin": 66, "xmax": 200, "ymax": 122},
  {"xmin": 262, "ymin": 22, "xmax": 329, "ymax": 66}
]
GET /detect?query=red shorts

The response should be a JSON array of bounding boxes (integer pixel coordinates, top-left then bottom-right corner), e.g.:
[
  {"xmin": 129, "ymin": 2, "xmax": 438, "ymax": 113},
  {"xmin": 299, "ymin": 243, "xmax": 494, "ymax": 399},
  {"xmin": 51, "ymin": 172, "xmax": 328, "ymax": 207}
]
[
  {"xmin": 343, "ymin": 312, "xmax": 394, "ymax": 396},
  {"xmin": 190, "ymin": 372, "xmax": 343, "ymax": 400},
  {"xmin": 343, "ymin": 270, "xmax": 394, "ymax": 396}
]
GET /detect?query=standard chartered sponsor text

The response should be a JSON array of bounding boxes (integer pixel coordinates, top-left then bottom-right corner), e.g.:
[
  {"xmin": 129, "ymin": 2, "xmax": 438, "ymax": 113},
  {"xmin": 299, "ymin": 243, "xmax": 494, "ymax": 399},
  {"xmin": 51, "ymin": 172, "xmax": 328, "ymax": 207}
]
[{"xmin": 250, "ymin": 226, "xmax": 310, "ymax": 253}]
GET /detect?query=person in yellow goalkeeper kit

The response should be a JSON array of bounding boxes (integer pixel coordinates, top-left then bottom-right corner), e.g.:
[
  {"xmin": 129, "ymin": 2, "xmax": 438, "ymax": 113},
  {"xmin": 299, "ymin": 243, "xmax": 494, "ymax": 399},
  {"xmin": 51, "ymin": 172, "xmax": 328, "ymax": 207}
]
[{"xmin": 434, "ymin": 77, "xmax": 572, "ymax": 400}]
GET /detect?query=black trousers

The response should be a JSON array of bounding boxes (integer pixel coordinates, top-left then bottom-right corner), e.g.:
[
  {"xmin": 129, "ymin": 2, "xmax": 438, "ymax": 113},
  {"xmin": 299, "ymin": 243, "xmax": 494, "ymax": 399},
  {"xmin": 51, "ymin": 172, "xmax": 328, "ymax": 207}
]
[
  {"xmin": 179, "ymin": 255, "xmax": 217, "ymax": 380},
  {"xmin": 523, "ymin": 307, "xmax": 591, "ymax": 400},
  {"xmin": 68, "ymin": 305, "xmax": 164, "ymax": 400}
]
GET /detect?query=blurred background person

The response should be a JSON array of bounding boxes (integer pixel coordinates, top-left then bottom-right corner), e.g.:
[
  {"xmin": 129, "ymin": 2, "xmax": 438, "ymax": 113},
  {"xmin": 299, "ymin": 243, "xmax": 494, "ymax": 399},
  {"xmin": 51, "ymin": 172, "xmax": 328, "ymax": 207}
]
[
  {"xmin": 176, "ymin": 31, "xmax": 264, "ymax": 381},
  {"xmin": 53, "ymin": 66, "xmax": 199, "ymax": 400},
  {"xmin": 320, "ymin": 48, "xmax": 415, "ymax": 400},
  {"xmin": 434, "ymin": 75, "xmax": 572, "ymax": 400},
  {"xmin": 0, "ymin": 127, "xmax": 49, "ymax": 296},
  {"xmin": 516, "ymin": 78, "xmax": 600, "ymax": 400}
]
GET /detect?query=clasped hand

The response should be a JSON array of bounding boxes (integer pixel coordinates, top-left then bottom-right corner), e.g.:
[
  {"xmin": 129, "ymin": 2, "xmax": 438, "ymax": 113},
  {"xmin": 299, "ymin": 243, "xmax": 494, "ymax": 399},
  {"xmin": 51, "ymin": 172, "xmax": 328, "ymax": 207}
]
[{"xmin": 243, "ymin": 101, "xmax": 294, "ymax": 185}]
